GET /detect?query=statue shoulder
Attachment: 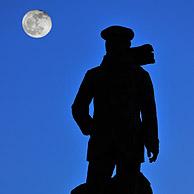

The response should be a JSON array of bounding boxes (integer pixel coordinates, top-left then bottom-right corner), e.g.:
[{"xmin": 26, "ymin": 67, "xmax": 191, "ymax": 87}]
[
  {"xmin": 138, "ymin": 66, "xmax": 148, "ymax": 74},
  {"xmin": 86, "ymin": 66, "xmax": 104, "ymax": 78},
  {"xmin": 87, "ymin": 66, "xmax": 102, "ymax": 74},
  {"xmin": 137, "ymin": 67, "xmax": 151, "ymax": 78}
]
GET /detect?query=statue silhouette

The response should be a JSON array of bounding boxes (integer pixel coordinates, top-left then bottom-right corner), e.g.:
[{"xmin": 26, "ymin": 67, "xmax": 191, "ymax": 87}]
[{"xmin": 71, "ymin": 26, "xmax": 159, "ymax": 194}]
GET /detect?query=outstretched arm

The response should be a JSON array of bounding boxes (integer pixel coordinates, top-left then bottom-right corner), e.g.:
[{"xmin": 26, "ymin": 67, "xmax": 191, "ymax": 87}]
[
  {"xmin": 141, "ymin": 71, "xmax": 159, "ymax": 163},
  {"xmin": 72, "ymin": 71, "xmax": 94, "ymax": 136}
]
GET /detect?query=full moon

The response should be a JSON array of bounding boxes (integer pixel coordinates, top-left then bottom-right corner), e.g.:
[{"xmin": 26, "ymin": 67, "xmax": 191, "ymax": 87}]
[{"xmin": 22, "ymin": 10, "xmax": 52, "ymax": 38}]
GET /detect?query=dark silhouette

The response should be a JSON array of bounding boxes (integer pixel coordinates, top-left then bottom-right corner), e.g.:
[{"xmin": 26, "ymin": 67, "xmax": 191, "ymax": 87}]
[
  {"xmin": 71, "ymin": 172, "xmax": 153, "ymax": 194},
  {"xmin": 71, "ymin": 26, "xmax": 159, "ymax": 194}
]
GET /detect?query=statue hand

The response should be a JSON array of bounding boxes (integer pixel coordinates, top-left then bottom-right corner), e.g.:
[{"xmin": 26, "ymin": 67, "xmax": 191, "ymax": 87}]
[{"xmin": 147, "ymin": 149, "xmax": 159, "ymax": 163}]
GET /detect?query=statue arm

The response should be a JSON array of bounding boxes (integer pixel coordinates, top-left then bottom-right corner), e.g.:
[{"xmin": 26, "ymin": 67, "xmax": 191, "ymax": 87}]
[
  {"xmin": 72, "ymin": 70, "xmax": 94, "ymax": 136},
  {"xmin": 141, "ymin": 71, "xmax": 159, "ymax": 162}
]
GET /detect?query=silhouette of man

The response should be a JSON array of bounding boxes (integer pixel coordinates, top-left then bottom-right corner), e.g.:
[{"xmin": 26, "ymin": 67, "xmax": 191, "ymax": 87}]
[{"xmin": 72, "ymin": 26, "xmax": 159, "ymax": 194}]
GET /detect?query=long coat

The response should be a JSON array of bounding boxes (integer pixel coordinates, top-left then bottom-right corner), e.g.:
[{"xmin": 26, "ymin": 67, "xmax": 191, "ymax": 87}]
[{"xmin": 72, "ymin": 55, "xmax": 158, "ymax": 162}]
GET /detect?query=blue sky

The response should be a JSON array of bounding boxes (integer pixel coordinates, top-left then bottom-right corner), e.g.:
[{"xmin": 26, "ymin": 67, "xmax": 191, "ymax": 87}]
[{"xmin": 1, "ymin": 1, "xmax": 194, "ymax": 194}]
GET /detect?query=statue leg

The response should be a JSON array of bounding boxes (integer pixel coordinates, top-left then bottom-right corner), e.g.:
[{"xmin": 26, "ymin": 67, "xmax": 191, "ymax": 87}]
[
  {"xmin": 116, "ymin": 160, "xmax": 141, "ymax": 194},
  {"xmin": 86, "ymin": 159, "xmax": 115, "ymax": 194}
]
